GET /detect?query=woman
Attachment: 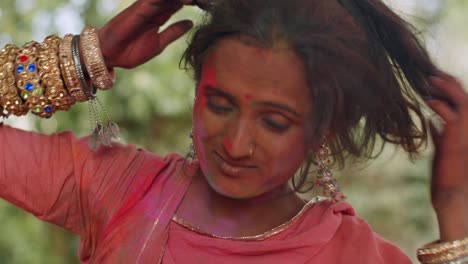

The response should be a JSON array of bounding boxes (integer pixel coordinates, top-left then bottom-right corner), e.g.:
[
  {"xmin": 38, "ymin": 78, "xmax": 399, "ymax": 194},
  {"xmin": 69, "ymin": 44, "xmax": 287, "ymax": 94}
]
[{"xmin": 0, "ymin": 0, "xmax": 467, "ymax": 263}]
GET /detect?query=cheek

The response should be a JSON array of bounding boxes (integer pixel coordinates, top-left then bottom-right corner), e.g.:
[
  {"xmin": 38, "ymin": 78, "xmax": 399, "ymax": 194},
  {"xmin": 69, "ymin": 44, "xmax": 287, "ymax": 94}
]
[
  {"xmin": 192, "ymin": 95, "xmax": 212, "ymax": 177},
  {"xmin": 193, "ymin": 106, "xmax": 228, "ymax": 141},
  {"xmin": 192, "ymin": 103, "xmax": 228, "ymax": 174},
  {"xmin": 222, "ymin": 136, "xmax": 233, "ymax": 151},
  {"xmin": 271, "ymin": 149, "xmax": 305, "ymax": 174},
  {"xmin": 264, "ymin": 133, "xmax": 307, "ymax": 182}
]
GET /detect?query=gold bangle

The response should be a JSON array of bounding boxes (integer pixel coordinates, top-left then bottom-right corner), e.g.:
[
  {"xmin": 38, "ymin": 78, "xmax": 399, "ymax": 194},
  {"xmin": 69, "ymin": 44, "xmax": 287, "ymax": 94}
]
[
  {"xmin": 14, "ymin": 41, "xmax": 53, "ymax": 118},
  {"xmin": 80, "ymin": 25, "xmax": 115, "ymax": 90},
  {"xmin": 418, "ymin": 250, "xmax": 468, "ymax": 264},
  {"xmin": 59, "ymin": 34, "xmax": 89, "ymax": 102},
  {"xmin": 38, "ymin": 35, "xmax": 76, "ymax": 111},
  {"xmin": 418, "ymin": 238, "xmax": 468, "ymax": 264},
  {"xmin": 418, "ymin": 248, "xmax": 468, "ymax": 264},
  {"xmin": 0, "ymin": 44, "xmax": 29, "ymax": 117}
]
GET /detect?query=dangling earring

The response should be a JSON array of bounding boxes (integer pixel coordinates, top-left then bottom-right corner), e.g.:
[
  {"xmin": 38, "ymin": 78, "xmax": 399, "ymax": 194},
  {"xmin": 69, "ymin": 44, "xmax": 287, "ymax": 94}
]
[
  {"xmin": 189, "ymin": 91, "xmax": 198, "ymax": 163},
  {"xmin": 315, "ymin": 142, "xmax": 346, "ymax": 203},
  {"xmin": 188, "ymin": 128, "xmax": 197, "ymax": 163}
]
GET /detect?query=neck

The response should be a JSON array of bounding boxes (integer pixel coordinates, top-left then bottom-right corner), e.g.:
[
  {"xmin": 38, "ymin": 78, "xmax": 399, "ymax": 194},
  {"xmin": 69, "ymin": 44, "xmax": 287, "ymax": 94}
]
[
  {"xmin": 176, "ymin": 172, "xmax": 306, "ymax": 237},
  {"xmin": 205, "ymin": 178, "xmax": 296, "ymax": 217}
]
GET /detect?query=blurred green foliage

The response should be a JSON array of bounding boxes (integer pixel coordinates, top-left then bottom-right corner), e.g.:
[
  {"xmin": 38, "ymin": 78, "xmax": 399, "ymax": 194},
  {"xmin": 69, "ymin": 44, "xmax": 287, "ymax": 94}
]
[{"xmin": 0, "ymin": 0, "xmax": 466, "ymax": 263}]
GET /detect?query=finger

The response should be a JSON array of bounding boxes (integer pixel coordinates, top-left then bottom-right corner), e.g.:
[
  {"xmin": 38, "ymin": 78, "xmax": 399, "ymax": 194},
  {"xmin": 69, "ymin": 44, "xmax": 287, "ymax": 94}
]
[
  {"xmin": 157, "ymin": 19, "xmax": 194, "ymax": 50},
  {"xmin": 130, "ymin": 19, "xmax": 193, "ymax": 65},
  {"xmin": 127, "ymin": 19, "xmax": 191, "ymax": 63},
  {"xmin": 426, "ymin": 100, "xmax": 458, "ymax": 127},
  {"xmin": 425, "ymin": 100, "xmax": 467, "ymax": 156},
  {"xmin": 430, "ymin": 75, "xmax": 468, "ymax": 108},
  {"xmin": 434, "ymin": 70, "xmax": 459, "ymax": 83},
  {"xmin": 148, "ymin": 0, "xmax": 187, "ymax": 23},
  {"xmin": 99, "ymin": 0, "xmax": 184, "ymax": 58},
  {"xmin": 105, "ymin": 0, "xmax": 182, "ymax": 35},
  {"xmin": 133, "ymin": 1, "xmax": 183, "ymax": 30},
  {"xmin": 429, "ymin": 118, "xmax": 442, "ymax": 147}
]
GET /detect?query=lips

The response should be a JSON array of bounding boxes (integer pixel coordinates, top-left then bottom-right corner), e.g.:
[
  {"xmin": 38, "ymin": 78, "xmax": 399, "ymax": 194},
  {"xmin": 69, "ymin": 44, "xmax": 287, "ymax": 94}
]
[{"xmin": 213, "ymin": 152, "xmax": 256, "ymax": 178}]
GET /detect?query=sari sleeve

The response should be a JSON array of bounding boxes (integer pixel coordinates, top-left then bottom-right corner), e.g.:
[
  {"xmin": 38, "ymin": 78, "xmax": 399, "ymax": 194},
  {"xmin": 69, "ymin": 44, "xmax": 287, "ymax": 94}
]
[{"xmin": 0, "ymin": 123, "xmax": 156, "ymax": 236}]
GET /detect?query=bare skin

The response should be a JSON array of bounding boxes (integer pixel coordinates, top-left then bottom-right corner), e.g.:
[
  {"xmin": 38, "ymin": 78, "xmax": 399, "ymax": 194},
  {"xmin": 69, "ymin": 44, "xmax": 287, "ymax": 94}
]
[
  {"xmin": 96, "ymin": 0, "xmax": 468, "ymax": 242},
  {"xmin": 427, "ymin": 72, "xmax": 468, "ymax": 241},
  {"xmin": 98, "ymin": 0, "xmax": 193, "ymax": 69},
  {"xmin": 177, "ymin": 38, "xmax": 310, "ymax": 237}
]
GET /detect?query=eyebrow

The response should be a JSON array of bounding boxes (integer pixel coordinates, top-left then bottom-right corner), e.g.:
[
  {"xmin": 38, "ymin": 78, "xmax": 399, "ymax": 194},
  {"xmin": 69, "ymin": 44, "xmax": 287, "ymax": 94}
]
[
  {"xmin": 205, "ymin": 86, "xmax": 302, "ymax": 118},
  {"xmin": 256, "ymin": 101, "xmax": 302, "ymax": 118},
  {"xmin": 205, "ymin": 86, "xmax": 236, "ymax": 102}
]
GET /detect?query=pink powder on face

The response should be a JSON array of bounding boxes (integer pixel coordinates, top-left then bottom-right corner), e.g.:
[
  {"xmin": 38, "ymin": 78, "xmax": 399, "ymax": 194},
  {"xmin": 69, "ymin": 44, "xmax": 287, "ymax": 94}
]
[
  {"xmin": 222, "ymin": 136, "xmax": 233, "ymax": 151},
  {"xmin": 196, "ymin": 54, "xmax": 218, "ymax": 107},
  {"xmin": 193, "ymin": 54, "xmax": 220, "ymax": 183},
  {"xmin": 194, "ymin": 53, "xmax": 219, "ymax": 134}
]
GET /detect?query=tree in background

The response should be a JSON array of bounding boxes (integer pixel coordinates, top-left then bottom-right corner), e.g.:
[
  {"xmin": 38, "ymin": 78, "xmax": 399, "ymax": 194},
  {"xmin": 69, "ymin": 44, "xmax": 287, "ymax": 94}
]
[{"xmin": 0, "ymin": 0, "xmax": 466, "ymax": 263}]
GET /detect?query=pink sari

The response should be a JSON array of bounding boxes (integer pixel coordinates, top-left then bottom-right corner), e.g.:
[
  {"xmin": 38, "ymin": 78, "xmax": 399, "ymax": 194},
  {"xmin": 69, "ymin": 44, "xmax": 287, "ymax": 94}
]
[
  {"xmin": 0, "ymin": 124, "xmax": 411, "ymax": 263},
  {"xmin": 164, "ymin": 199, "xmax": 411, "ymax": 263}
]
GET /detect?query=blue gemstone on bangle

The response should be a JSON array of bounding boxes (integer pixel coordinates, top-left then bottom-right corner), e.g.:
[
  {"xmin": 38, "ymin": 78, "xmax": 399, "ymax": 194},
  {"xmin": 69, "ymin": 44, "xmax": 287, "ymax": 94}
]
[
  {"xmin": 25, "ymin": 82, "xmax": 34, "ymax": 91},
  {"xmin": 44, "ymin": 106, "xmax": 52, "ymax": 113},
  {"xmin": 28, "ymin": 64, "xmax": 36, "ymax": 72},
  {"xmin": 16, "ymin": 65, "xmax": 24, "ymax": 74}
]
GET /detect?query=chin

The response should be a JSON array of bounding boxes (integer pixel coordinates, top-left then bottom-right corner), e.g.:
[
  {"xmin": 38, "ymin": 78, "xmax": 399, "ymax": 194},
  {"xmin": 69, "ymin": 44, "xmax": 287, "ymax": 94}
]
[
  {"xmin": 204, "ymin": 171, "xmax": 279, "ymax": 201},
  {"xmin": 201, "ymin": 171, "xmax": 259, "ymax": 200}
]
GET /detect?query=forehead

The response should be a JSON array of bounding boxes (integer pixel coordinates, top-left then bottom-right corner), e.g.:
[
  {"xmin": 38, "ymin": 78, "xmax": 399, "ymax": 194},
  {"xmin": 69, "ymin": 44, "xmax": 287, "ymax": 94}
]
[{"xmin": 205, "ymin": 37, "xmax": 311, "ymax": 113}]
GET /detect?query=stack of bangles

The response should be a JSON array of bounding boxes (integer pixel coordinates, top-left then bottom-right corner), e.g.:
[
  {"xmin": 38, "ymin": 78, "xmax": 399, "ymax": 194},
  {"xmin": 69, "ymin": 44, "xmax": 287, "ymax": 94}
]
[
  {"xmin": 418, "ymin": 238, "xmax": 468, "ymax": 264},
  {"xmin": 0, "ymin": 25, "xmax": 114, "ymax": 119},
  {"xmin": 0, "ymin": 25, "xmax": 467, "ymax": 264}
]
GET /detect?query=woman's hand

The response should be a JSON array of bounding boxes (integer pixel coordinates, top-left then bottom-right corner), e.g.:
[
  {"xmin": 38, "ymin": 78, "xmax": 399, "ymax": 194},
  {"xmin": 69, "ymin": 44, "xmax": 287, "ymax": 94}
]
[
  {"xmin": 97, "ymin": 0, "xmax": 196, "ymax": 69},
  {"xmin": 427, "ymin": 70, "xmax": 468, "ymax": 241}
]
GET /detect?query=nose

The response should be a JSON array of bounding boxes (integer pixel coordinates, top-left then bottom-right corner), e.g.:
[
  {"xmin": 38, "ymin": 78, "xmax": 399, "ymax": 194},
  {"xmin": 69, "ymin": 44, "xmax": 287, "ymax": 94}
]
[{"xmin": 222, "ymin": 118, "xmax": 254, "ymax": 159}]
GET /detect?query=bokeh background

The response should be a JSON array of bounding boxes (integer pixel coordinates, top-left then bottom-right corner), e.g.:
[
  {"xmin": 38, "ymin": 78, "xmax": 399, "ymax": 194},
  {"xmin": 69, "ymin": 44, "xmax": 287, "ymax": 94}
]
[{"xmin": 0, "ymin": 0, "xmax": 467, "ymax": 263}]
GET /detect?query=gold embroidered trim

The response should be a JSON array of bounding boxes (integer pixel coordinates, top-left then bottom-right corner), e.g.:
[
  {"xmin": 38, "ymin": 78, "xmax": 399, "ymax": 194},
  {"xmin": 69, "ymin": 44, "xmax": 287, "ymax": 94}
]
[{"xmin": 172, "ymin": 196, "xmax": 327, "ymax": 241}]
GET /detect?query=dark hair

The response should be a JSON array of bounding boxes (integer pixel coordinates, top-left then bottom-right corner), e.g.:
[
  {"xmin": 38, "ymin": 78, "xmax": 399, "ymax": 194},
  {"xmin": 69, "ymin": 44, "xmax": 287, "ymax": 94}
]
[{"xmin": 182, "ymin": 0, "xmax": 437, "ymax": 192}]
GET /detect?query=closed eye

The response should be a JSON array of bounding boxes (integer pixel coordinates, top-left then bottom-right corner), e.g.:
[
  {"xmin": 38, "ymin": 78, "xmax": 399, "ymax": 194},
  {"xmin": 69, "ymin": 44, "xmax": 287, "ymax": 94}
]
[
  {"xmin": 262, "ymin": 113, "xmax": 291, "ymax": 133},
  {"xmin": 207, "ymin": 95, "xmax": 234, "ymax": 114}
]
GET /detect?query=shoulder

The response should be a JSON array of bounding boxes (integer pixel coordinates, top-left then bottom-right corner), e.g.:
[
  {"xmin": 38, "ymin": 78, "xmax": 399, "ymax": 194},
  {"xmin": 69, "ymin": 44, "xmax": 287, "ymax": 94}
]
[{"xmin": 323, "ymin": 200, "xmax": 412, "ymax": 263}]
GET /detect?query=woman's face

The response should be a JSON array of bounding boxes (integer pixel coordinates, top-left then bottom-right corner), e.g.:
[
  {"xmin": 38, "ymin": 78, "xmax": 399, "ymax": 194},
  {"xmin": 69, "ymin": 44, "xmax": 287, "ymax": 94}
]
[{"xmin": 193, "ymin": 37, "xmax": 312, "ymax": 200}]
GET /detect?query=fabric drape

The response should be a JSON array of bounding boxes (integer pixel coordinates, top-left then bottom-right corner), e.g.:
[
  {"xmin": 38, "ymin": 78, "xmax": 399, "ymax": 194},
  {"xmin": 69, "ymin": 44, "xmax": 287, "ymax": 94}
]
[{"xmin": 0, "ymin": 124, "xmax": 411, "ymax": 263}]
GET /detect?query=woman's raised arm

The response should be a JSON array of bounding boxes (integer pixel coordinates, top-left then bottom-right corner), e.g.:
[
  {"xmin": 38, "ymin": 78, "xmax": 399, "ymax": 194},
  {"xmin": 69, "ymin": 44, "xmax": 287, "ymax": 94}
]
[
  {"xmin": 418, "ymin": 71, "xmax": 468, "ymax": 262},
  {"xmin": 98, "ymin": 0, "xmax": 194, "ymax": 69},
  {"xmin": 0, "ymin": 0, "xmax": 196, "ymax": 234}
]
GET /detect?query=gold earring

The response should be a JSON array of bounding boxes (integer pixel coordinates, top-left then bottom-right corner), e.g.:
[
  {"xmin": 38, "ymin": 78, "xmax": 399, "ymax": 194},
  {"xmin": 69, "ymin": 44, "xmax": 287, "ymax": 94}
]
[
  {"xmin": 315, "ymin": 142, "xmax": 346, "ymax": 203},
  {"xmin": 188, "ymin": 128, "xmax": 197, "ymax": 163}
]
